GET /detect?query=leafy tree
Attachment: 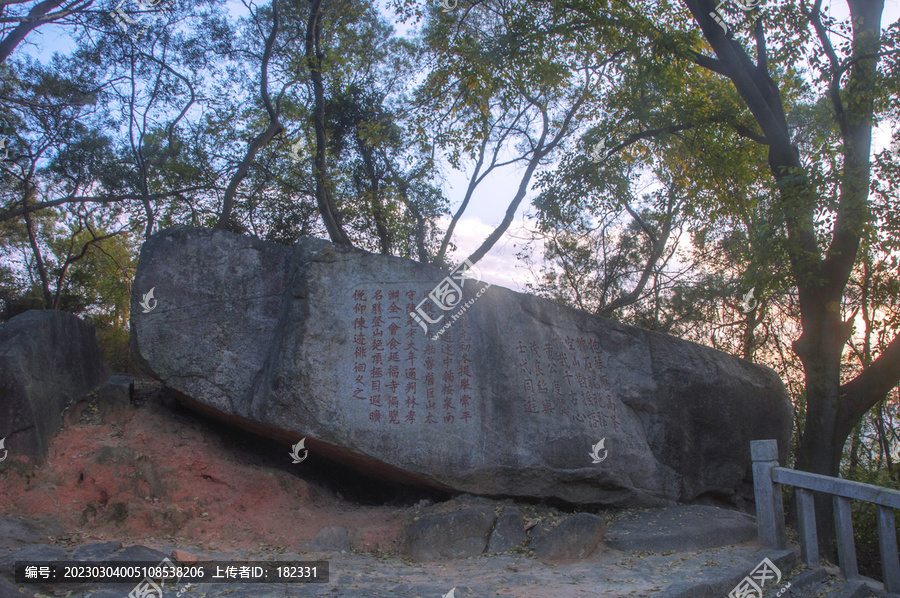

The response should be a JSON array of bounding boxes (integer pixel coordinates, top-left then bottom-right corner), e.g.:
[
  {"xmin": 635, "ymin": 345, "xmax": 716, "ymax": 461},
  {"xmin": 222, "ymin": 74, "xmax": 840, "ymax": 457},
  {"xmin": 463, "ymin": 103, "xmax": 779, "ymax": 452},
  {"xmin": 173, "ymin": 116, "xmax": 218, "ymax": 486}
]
[
  {"xmin": 396, "ymin": 0, "xmax": 620, "ymax": 266},
  {"xmin": 533, "ymin": 0, "xmax": 900, "ymax": 551}
]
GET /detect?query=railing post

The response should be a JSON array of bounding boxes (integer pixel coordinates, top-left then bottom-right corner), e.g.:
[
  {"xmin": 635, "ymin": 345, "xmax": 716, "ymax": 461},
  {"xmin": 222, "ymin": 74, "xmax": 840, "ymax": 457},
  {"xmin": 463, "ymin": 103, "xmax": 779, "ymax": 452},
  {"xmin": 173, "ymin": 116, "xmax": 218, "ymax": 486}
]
[
  {"xmin": 834, "ymin": 496, "xmax": 859, "ymax": 580},
  {"xmin": 751, "ymin": 439, "xmax": 785, "ymax": 549},
  {"xmin": 876, "ymin": 505, "xmax": 900, "ymax": 593},
  {"xmin": 796, "ymin": 487, "xmax": 820, "ymax": 566}
]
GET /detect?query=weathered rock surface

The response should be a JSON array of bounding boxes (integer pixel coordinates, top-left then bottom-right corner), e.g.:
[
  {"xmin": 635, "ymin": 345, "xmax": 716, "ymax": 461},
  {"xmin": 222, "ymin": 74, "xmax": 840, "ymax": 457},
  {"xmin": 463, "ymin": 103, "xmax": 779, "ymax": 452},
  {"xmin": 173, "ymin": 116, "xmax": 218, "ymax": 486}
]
[
  {"xmin": 402, "ymin": 506, "xmax": 496, "ymax": 561},
  {"xmin": 0, "ymin": 515, "xmax": 64, "ymax": 549},
  {"xmin": 487, "ymin": 506, "xmax": 527, "ymax": 554},
  {"xmin": 72, "ymin": 541, "xmax": 124, "ymax": 561},
  {"xmin": 0, "ymin": 310, "xmax": 111, "ymax": 458},
  {"xmin": 97, "ymin": 375, "xmax": 133, "ymax": 423},
  {"xmin": 530, "ymin": 513, "xmax": 605, "ymax": 562},
  {"xmin": 130, "ymin": 226, "xmax": 792, "ymax": 506},
  {"xmin": 0, "ymin": 576, "xmax": 33, "ymax": 598},
  {"xmin": 310, "ymin": 525, "xmax": 351, "ymax": 552},
  {"xmin": 605, "ymin": 505, "xmax": 758, "ymax": 552}
]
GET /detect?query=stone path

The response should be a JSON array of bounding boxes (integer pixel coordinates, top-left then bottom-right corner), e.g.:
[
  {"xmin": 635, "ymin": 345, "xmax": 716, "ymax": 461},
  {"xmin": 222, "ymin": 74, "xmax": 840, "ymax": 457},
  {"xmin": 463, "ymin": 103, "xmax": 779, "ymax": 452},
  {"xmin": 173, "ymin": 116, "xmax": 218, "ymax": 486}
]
[{"xmin": 0, "ymin": 511, "xmax": 800, "ymax": 598}]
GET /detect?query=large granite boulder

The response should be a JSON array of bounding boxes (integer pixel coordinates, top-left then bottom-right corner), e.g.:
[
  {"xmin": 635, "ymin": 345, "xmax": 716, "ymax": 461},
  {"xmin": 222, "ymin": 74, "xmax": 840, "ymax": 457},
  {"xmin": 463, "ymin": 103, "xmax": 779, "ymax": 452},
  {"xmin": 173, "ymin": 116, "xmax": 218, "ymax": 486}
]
[
  {"xmin": 130, "ymin": 226, "xmax": 791, "ymax": 507},
  {"xmin": 0, "ymin": 310, "xmax": 111, "ymax": 458}
]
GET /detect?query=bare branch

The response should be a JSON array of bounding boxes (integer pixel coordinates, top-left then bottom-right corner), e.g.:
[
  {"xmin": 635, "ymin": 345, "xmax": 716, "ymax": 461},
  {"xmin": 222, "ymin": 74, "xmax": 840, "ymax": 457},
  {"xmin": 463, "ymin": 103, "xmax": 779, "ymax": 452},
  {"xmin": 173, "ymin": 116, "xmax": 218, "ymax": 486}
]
[{"xmin": 0, "ymin": 187, "xmax": 206, "ymax": 221}]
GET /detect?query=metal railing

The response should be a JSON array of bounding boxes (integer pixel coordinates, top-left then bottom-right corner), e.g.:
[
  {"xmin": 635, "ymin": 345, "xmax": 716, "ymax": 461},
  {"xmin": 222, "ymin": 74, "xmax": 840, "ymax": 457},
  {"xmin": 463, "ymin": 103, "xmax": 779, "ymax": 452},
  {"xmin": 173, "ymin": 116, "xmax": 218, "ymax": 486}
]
[{"xmin": 752, "ymin": 439, "xmax": 900, "ymax": 594}]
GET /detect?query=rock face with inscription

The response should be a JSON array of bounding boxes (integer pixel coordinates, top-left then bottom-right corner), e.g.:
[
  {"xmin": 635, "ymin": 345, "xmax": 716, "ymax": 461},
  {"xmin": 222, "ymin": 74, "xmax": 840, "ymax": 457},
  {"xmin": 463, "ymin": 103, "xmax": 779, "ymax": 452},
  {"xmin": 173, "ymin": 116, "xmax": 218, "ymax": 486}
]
[{"xmin": 131, "ymin": 226, "xmax": 792, "ymax": 507}]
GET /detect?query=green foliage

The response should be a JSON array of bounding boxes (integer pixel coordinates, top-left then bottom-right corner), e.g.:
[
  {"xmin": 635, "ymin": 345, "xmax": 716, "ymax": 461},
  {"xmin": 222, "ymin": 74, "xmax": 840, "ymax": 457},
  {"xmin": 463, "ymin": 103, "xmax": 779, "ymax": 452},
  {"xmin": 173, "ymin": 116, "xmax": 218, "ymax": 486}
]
[{"xmin": 0, "ymin": 210, "xmax": 138, "ymax": 370}]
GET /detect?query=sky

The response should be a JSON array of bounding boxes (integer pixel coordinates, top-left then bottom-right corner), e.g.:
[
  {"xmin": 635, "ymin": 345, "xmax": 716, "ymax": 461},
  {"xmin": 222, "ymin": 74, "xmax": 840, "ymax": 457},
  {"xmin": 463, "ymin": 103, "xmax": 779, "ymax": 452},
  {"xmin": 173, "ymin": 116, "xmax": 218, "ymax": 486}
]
[
  {"xmin": 11, "ymin": 0, "xmax": 900, "ymax": 293},
  {"xmin": 375, "ymin": 0, "xmax": 900, "ymax": 292}
]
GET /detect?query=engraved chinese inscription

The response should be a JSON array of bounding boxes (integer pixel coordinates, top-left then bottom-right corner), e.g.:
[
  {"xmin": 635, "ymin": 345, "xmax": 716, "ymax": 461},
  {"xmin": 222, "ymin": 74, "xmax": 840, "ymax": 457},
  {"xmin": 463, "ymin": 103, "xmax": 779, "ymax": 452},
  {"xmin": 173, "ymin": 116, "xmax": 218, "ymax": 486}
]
[
  {"xmin": 351, "ymin": 286, "xmax": 473, "ymax": 426},
  {"xmin": 514, "ymin": 334, "xmax": 619, "ymax": 431}
]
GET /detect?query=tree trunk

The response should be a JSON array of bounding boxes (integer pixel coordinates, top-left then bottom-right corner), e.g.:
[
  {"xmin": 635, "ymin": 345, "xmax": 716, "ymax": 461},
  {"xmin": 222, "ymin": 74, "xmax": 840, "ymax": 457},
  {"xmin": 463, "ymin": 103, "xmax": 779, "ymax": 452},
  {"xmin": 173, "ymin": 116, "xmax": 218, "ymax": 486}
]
[
  {"xmin": 360, "ymin": 146, "xmax": 391, "ymax": 254},
  {"xmin": 793, "ymin": 304, "xmax": 851, "ymax": 557},
  {"xmin": 22, "ymin": 185, "xmax": 53, "ymax": 308},
  {"xmin": 848, "ymin": 424, "xmax": 861, "ymax": 474},
  {"xmin": 306, "ymin": 0, "xmax": 351, "ymax": 245},
  {"xmin": 217, "ymin": 0, "xmax": 284, "ymax": 230}
]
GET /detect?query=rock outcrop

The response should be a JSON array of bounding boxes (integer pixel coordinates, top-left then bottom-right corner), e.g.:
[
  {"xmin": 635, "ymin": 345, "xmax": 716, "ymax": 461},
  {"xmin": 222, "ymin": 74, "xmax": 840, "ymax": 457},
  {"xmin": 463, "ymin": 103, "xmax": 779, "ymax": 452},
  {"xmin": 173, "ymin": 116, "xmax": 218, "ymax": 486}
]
[
  {"xmin": 130, "ymin": 226, "xmax": 792, "ymax": 506},
  {"xmin": 0, "ymin": 310, "xmax": 111, "ymax": 458}
]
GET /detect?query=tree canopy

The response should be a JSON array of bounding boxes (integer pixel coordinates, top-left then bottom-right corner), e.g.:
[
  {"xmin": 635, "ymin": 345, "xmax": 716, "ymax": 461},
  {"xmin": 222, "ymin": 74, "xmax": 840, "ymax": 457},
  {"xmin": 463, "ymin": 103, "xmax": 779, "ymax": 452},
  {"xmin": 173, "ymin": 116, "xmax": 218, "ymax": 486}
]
[{"xmin": 2, "ymin": 0, "xmax": 900, "ymax": 554}]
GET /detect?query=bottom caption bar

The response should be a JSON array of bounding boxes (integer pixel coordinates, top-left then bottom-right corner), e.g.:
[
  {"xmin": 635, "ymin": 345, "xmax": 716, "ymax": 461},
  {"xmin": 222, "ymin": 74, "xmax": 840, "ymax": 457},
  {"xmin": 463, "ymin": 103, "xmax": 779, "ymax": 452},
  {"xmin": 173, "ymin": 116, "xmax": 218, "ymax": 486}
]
[{"xmin": 15, "ymin": 561, "xmax": 329, "ymax": 584}]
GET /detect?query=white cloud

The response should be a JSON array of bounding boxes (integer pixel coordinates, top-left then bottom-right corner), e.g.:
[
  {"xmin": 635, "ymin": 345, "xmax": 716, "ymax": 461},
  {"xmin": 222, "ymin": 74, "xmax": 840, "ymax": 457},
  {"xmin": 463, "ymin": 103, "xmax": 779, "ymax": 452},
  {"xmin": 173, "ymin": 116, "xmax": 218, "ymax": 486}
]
[{"xmin": 439, "ymin": 214, "xmax": 544, "ymax": 293}]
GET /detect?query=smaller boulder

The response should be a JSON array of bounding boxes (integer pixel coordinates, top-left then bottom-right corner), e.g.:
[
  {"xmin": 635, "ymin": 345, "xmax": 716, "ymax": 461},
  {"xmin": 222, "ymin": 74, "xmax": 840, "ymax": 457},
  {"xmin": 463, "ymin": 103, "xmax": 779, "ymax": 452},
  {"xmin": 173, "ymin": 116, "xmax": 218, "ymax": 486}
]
[
  {"xmin": 0, "ymin": 576, "xmax": 35, "ymax": 598},
  {"xmin": 0, "ymin": 544, "xmax": 69, "ymax": 574},
  {"xmin": 97, "ymin": 375, "xmax": 134, "ymax": 423},
  {"xmin": 402, "ymin": 507, "xmax": 496, "ymax": 561},
  {"xmin": 0, "ymin": 516, "xmax": 64, "ymax": 550},
  {"xmin": 530, "ymin": 513, "xmax": 605, "ymax": 563},
  {"xmin": 72, "ymin": 541, "xmax": 123, "ymax": 561},
  {"xmin": 604, "ymin": 505, "xmax": 757, "ymax": 552},
  {"xmin": 487, "ymin": 507, "xmax": 527, "ymax": 554},
  {"xmin": 310, "ymin": 526, "xmax": 350, "ymax": 552},
  {"xmin": 0, "ymin": 310, "xmax": 111, "ymax": 458}
]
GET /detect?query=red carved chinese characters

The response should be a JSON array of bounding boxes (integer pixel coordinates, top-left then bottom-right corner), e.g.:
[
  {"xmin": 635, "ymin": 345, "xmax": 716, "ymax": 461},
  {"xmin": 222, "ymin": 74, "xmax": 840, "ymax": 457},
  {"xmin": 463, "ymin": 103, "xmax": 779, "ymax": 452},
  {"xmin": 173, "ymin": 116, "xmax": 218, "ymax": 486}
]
[{"xmin": 352, "ymin": 286, "xmax": 472, "ymax": 426}]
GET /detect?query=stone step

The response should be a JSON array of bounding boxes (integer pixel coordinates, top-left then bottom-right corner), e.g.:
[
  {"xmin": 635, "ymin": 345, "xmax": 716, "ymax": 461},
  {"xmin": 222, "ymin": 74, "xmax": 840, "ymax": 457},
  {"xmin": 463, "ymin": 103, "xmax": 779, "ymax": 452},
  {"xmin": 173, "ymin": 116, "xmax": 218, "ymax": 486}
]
[
  {"xmin": 648, "ymin": 548, "xmax": 796, "ymax": 597},
  {"xmin": 783, "ymin": 566, "xmax": 880, "ymax": 598},
  {"xmin": 784, "ymin": 567, "xmax": 829, "ymax": 597}
]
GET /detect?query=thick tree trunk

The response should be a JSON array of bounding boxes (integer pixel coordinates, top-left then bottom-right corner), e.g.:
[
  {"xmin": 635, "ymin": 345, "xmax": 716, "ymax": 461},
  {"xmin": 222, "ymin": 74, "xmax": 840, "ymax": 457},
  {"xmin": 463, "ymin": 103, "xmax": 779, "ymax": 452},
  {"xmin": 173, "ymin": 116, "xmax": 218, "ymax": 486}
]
[
  {"xmin": 680, "ymin": 0, "xmax": 889, "ymax": 563},
  {"xmin": 793, "ymin": 303, "xmax": 852, "ymax": 557},
  {"xmin": 0, "ymin": 0, "xmax": 69, "ymax": 64}
]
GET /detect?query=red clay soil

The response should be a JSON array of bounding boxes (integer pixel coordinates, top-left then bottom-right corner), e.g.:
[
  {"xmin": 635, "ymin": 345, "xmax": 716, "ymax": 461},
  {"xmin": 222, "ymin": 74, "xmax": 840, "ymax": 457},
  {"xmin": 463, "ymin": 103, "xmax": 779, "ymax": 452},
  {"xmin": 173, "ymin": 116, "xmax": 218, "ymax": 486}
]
[{"xmin": 0, "ymin": 392, "xmax": 404, "ymax": 554}]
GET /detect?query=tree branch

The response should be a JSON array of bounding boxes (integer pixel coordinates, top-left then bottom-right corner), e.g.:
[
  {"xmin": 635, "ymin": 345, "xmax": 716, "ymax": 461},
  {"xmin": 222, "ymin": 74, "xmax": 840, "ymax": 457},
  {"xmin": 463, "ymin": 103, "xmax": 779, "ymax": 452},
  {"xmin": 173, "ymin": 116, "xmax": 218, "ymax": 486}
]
[
  {"xmin": 0, "ymin": 187, "xmax": 206, "ymax": 221},
  {"xmin": 216, "ymin": 0, "xmax": 285, "ymax": 229}
]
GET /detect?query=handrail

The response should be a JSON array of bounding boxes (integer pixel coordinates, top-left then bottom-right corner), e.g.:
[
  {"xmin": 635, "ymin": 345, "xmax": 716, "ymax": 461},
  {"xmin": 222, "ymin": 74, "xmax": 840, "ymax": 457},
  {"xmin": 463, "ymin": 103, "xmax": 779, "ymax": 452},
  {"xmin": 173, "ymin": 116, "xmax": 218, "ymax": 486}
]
[
  {"xmin": 771, "ymin": 467, "xmax": 900, "ymax": 509},
  {"xmin": 751, "ymin": 439, "xmax": 900, "ymax": 596}
]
